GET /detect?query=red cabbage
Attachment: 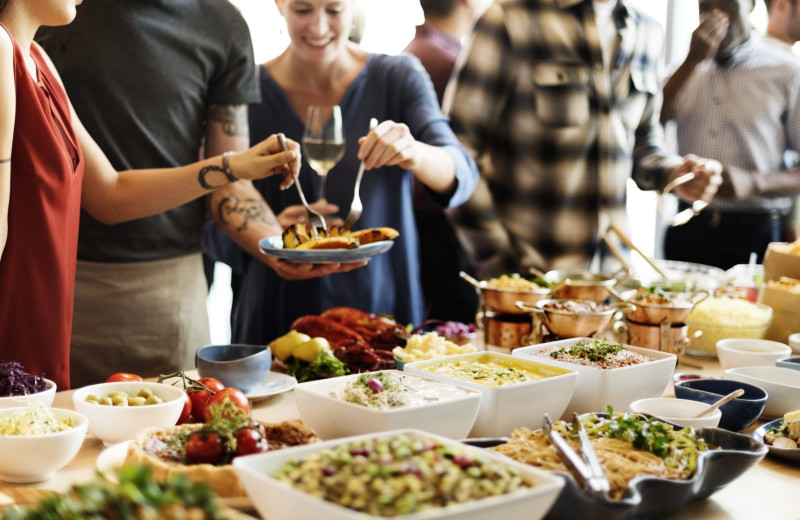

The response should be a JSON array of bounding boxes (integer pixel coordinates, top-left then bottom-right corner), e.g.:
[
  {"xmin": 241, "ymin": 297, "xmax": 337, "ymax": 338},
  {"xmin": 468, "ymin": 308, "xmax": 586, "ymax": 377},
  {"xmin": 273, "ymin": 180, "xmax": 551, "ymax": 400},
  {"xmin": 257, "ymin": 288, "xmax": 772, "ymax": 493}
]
[{"xmin": 0, "ymin": 361, "xmax": 47, "ymax": 396}]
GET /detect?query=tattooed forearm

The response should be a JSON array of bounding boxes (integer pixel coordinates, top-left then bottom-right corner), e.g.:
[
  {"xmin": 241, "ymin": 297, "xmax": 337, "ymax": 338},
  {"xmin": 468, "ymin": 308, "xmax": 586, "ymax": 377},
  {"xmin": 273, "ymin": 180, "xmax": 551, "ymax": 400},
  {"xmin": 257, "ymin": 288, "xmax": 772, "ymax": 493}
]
[
  {"xmin": 217, "ymin": 194, "xmax": 278, "ymax": 232},
  {"xmin": 208, "ymin": 105, "xmax": 248, "ymax": 138},
  {"xmin": 198, "ymin": 165, "xmax": 229, "ymax": 190}
]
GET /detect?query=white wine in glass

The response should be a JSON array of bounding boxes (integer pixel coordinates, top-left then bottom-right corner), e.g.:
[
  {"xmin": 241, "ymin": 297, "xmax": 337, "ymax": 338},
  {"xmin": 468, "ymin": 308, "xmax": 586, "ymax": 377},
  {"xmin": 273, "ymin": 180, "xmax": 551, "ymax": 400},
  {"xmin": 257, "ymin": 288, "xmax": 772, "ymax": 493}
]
[{"xmin": 302, "ymin": 105, "xmax": 345, "ymax": 202}]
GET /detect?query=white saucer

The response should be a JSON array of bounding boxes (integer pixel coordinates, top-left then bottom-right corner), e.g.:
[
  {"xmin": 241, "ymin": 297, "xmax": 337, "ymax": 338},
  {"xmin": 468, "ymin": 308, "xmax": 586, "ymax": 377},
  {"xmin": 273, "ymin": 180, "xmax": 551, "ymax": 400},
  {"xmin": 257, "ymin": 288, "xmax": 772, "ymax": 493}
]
[
  {"xmin": 184, "ymin": 370, "xmax": 297, "ymax": 402},
  {"xmin": 96, "ymin": 440, "xmax": 130, "ymax": 482}
]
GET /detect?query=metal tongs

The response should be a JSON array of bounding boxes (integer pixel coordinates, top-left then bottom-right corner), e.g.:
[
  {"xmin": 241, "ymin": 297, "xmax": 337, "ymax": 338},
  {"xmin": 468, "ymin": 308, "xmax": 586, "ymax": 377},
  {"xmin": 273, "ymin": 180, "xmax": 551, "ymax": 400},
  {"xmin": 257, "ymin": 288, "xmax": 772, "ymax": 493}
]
[{"xmin": 543, "ymin": 413, "xmax": 610, "ymax": 499}]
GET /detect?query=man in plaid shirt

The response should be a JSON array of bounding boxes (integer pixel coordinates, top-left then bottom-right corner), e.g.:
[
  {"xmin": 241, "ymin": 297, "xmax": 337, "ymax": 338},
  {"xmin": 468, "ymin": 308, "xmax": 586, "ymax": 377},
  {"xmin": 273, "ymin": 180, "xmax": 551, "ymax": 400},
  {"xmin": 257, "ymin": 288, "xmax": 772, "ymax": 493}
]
[{"xmin": 444, "ymin": 0, "xmax": 722, "ymax": 278}]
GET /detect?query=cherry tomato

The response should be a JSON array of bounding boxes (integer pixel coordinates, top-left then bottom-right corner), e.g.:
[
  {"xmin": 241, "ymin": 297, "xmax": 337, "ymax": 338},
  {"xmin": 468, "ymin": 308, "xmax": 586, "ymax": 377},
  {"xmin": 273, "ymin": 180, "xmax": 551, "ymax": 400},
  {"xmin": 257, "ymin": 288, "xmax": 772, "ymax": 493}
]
[
  {"xmin": 189, "ymin": 377, "xmax": 225, "ymax": 421},
  {"xmin": 106, "ymin": 372, "xmax": 144, "ymax": 383},
  {"xmin": 233, "ymin": 426, "xmax": 269, "ymax": 457},
  {"xmin": 203, "ymin": 387, "xmax": 250, "ymax": 422},
  {"xmin": 176, "ymin": 392, "xmax": 192, "ymax": 425},
  {"xmin": 185, "ymin": 431, "xmax": 226, "ymax": 465}
]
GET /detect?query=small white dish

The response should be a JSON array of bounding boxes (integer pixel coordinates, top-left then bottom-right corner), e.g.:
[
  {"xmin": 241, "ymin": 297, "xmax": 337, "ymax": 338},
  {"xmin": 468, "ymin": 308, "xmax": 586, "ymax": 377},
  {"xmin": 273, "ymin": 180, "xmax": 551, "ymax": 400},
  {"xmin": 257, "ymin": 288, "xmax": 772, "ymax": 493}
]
[
  {"xmin": 716, "ymin": 338, "xmax": 792, "ymax": 370},
  {"xmin": 0, "ymin": 379, "xmax": 57, "ymax": 409},
  {"xmin": 629, "ymin": 397, "xmax": 721, "ymax": 429},
  {"xmin": 789, "ymin": 333, "xmax": 800, "ymax": 354},
  {"xmin": 185, "ymin": 370, "xmax": 296, "ymax": 402}
]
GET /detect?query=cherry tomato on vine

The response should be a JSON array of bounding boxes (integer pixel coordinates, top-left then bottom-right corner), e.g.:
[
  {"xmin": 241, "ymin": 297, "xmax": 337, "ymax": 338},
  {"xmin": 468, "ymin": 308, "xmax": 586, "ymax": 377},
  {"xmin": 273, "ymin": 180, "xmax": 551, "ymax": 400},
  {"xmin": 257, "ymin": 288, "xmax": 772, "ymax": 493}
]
[
  {"xmin": 176, "ymin": 392, "xmax": 192, "ymax": 425},
  {"xmin": 233, "ymin": 426, "xmax": 269, "ymax": 457},
  {"xmin": 185, "ymin": 431, "xmax": 226, "ymax": 464},
  {"xmin": 106, "ymin": 373, "xmax": 144, "ymax": 383},
  {"xmin": 189, "ymin": 377, "xmax": 225, "ymax": 421},
  {"xmin": 203, "ymin": 387, "xmax": 250, "ymax": 422}
]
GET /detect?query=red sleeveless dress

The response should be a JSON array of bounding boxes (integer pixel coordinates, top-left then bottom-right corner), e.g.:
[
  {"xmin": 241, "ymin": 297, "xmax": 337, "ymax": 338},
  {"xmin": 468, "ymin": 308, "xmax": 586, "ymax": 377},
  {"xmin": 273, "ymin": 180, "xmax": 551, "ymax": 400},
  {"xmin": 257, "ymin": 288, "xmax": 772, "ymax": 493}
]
[{"xmin": 0, "ymin": 27, "xmax": 84, "ymax": 390}]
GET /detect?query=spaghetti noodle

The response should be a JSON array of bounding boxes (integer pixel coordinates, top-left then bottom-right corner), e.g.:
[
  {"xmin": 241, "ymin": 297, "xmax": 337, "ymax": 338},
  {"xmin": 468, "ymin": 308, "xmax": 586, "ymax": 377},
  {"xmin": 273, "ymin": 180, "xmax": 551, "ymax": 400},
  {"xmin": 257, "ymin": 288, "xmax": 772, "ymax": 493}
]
[{"xmin": 490, "ymin": 412, "xmax": 709, "ymax": 500}]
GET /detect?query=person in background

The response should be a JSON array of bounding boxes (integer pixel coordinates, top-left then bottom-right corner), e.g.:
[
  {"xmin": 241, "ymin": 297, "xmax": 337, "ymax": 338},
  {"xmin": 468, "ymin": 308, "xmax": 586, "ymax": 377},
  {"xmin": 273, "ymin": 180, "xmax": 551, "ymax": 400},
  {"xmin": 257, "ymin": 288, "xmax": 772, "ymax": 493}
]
[
  {"xmin": 205, "ymin": 0, "xmax": 479, "ymax": 346},
  {"xmin": 0, "ymin": 0, "xmax": 301, "ymax": 389},
  {"xmin": 403, "ymin": 0, "xmax": 481, "ymax": 324},
  {"xmin": 762, "ymin": 0, "xmax": 800, "ymax": 240},
  {"xmin": 763, "ymin": 0, "xmax": 800, "ymax": 52},
  {"xmin": 35, "ymin": 1, "xmax": 344, "ymax": 388},
  {"xmin": 660, "ymin": 0, "xmax": 800, "ymax": 269},
  {"xmin": 443, "ymin": 0, "xmax": 722, "ymax": 279}
]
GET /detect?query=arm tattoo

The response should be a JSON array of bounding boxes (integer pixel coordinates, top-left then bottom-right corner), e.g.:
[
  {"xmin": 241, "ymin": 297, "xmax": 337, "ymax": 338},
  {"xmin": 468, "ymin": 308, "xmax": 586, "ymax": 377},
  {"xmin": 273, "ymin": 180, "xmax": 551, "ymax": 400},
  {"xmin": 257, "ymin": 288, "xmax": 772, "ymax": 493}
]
[
  {"xmin": 208, "ymin": 105, "xmax": 248, "ymax": 138},
  {"xmin": 217, "ymin": 194, "xmax": 278, "ymax": 232},
  {"xmin": 198, "ymin": 165, "xmax": 228, "ymax": 190}
]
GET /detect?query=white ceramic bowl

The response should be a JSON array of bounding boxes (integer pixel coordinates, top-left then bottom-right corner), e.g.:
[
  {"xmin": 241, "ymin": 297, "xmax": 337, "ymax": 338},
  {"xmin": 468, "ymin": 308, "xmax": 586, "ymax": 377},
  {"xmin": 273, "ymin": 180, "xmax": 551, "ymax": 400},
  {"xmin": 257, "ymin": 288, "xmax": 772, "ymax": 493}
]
[
  {"xmin": 789, "ymin": 333, "xmax": 800, "ymax": 354},
  {"xmin": 72, "ymin": 381, "xmax": 185, "ymax": 446},
  {"xmin": 0, "ymin": 379, "xmax": 56, "ymax": 408},
  {"xmin": 629, "ymin": 397, "xmax": 722, "ymax": 429},
  {"xmin": 716, "ymin": 339, "xmax": 792, "ymax": 370},
  {"xmin": 293, "ymin": 370, "xmax": 481, "ymax": 440},
  {"xmin": 512, "ymin": 337, "xmax": 677, "ymax": 417},
  {"xmin": 0, "ymin": 407, "xmax": 88, "ymax": 483},
  {"xmin": 233, "ymin": 429, "xmax": 564, "ymax": 520},
  {"xmin": 404, "ymin": 351, "xmax": 578, "ymax": 437},
  {"xmin": 724, "ymin": 366, "xmax": 800, "ymax": 419}
]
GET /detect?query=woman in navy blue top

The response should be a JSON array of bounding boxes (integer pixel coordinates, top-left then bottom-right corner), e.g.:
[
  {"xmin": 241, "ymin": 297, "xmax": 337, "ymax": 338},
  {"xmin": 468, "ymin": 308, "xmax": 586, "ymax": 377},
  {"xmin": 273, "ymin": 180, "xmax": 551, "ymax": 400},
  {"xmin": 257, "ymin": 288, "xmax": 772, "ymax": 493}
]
[{"xmin": 205, "ymin": 0, "xmax": 478, "ymax": 344}]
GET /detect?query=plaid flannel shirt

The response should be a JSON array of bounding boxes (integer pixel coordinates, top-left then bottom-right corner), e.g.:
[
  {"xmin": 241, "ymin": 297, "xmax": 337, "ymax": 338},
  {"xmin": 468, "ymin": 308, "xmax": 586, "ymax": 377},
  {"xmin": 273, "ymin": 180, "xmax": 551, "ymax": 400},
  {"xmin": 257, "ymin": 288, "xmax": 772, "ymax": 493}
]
[{"xmin": 444, "ymin": 0, "xmax": 682, "ymax": 278}]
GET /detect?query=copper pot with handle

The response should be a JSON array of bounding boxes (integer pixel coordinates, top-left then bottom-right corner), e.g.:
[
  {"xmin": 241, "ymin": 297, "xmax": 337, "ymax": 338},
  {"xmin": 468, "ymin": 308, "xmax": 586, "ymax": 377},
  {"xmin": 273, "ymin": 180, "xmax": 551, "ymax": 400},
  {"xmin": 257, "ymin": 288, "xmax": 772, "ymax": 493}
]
[
  {"xmin": 460, "ymin": 271, "xmax": 550, "ymax": 315},
  {"xmin": 619, "ymin": 289, "xmax": 710, "ymax": 326},
  {"xmin": 516, "ymin": 299, "xmax": 634, "ymax": 339}
]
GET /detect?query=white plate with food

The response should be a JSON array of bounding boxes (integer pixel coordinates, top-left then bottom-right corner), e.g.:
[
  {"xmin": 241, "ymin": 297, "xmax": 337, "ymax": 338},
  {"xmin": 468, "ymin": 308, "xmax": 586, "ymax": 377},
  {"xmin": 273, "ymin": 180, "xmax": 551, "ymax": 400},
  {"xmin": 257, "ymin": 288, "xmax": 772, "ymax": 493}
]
[
  {"xmin": 186, "ymin": 370, "xmax": 296, "ymax": 402},
  {"xmin": 753, "ymin": 418, "xmax": 800, "ymax": 463},
  {"xmin": 258, "ymin": 236, "xmax": 394, "ymax": 264}
]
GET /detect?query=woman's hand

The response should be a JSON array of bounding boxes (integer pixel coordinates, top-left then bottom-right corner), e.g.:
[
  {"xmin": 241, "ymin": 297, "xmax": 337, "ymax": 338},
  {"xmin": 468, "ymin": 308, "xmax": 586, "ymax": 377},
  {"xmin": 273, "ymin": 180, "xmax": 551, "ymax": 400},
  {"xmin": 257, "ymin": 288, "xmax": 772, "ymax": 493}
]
[
  {"xmin": 227, "ymin": 133, "xmax": 300, "ymax": 189},
  {"xmin": 357, "ymin": 121, "xmax": 421, "ymax": 171}
]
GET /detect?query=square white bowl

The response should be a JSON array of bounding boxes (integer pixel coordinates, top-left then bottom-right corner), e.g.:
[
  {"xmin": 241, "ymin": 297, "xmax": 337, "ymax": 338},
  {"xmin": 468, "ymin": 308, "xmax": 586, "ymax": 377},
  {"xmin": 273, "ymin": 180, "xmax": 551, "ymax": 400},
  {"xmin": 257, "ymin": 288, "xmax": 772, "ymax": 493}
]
[
  {"xmin": 404, "ymin": 352, "xmax": 578, "ymax": 437},
  {"xmin": 233, "ymin": 429, "xmax": 564, "ymax": 520},
  {"xmin": 512, "ymin": 338, "xmax": 677, "ymax": 417},
  {"xmin": 724, "ymin": 366, "xmax": 800, "ymax": 418},
  {"xmin": 293, "ymin": 370, "xmax": 482, "ymax": 440}
]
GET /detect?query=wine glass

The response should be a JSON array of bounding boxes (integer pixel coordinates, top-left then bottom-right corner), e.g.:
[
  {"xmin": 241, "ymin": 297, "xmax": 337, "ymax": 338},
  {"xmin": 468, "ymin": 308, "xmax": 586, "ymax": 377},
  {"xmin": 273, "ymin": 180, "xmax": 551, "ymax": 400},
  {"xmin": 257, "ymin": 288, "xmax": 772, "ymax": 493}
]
[{"xmin": 302, "ymin": 105, "xmax": 345, "ymax": 202}]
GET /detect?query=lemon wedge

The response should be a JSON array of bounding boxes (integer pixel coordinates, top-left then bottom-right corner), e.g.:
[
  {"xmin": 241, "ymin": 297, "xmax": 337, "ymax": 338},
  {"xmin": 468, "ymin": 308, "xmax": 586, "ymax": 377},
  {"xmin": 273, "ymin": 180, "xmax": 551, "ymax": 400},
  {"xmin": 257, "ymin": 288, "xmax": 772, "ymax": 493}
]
[{"xmin": 783, "ymin": 410, "xmax": 800, "ymax": 423}]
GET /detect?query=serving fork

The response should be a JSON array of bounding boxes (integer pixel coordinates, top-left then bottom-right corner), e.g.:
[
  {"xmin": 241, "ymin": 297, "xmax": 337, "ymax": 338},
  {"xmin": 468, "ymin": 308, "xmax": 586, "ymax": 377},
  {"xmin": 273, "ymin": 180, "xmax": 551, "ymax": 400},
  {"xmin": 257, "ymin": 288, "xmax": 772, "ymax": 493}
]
[
  {"xmin": 342, "ymin": 118, "xmax": 378, "ymax": 232},
  {"xmin": 278, "ymin": 133, "xmax": 327, "ymax": 238},
  {"xmin": 660, "ymin": 172, "xmax": 708, "ymax": 227}
]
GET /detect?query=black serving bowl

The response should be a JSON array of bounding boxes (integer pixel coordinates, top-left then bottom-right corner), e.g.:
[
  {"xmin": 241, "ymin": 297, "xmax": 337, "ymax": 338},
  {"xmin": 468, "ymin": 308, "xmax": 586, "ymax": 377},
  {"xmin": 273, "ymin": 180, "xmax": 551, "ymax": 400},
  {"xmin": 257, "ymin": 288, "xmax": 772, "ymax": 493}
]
[{"xmin": 674, "ymin": 378, "xmax": 767, "ymax": 431}]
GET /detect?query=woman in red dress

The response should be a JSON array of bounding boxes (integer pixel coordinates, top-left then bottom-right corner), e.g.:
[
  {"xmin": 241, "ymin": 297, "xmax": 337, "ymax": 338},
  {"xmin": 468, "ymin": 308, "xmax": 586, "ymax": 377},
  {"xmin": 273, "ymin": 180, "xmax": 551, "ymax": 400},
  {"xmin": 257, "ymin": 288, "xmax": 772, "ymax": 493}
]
[{"xmin": 0, "ymin": 0, "xmax": 302, "ymax": 390}]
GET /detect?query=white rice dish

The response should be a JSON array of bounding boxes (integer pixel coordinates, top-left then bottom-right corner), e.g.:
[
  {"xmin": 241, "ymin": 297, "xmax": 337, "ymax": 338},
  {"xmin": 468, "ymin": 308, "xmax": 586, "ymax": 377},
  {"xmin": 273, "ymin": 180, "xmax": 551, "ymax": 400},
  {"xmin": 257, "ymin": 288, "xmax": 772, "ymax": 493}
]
[{"xmin": 686, "ymin": 297, "xmax": 772, "ymax": 356}]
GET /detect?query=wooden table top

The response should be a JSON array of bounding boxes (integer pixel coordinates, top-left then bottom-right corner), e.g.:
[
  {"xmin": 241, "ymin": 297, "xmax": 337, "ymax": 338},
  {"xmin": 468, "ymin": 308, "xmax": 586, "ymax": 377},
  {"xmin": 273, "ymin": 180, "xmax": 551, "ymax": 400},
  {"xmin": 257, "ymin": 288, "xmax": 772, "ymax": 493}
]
[{"xmin": 3, "ymin": 355, "xmax": 798, "ymax": 520}]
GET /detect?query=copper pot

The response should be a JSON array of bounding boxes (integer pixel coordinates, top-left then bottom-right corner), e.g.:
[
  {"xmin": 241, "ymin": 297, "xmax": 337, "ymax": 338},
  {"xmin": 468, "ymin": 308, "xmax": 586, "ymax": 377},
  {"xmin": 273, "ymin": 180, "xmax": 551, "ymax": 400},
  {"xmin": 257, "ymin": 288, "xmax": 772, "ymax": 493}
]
[
  {"xmin": 544, "ymin": 269, "xmax": 625, "ymax": 302},
  {"xmin": 481, "ymin": 312, "xmax": 533, "ymax": 350},
  {"xmin": 461, "ymin": 271, "xmax": 550, "ymax": 315},
  {"xmin": 517, "ymin": 299, "xmax": 634, "ymax": 339},
  {"xmin": 620, "ymin": 289, "xmax": 709, "ymax": 325}
]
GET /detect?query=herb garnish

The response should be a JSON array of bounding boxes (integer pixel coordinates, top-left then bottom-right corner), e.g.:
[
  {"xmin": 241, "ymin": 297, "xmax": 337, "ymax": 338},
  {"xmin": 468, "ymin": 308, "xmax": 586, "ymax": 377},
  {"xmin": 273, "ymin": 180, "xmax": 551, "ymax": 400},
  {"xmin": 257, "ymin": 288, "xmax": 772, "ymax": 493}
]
[{"xmin": 551, "ymin": 339, "xmax": 624, "ymax": 363}]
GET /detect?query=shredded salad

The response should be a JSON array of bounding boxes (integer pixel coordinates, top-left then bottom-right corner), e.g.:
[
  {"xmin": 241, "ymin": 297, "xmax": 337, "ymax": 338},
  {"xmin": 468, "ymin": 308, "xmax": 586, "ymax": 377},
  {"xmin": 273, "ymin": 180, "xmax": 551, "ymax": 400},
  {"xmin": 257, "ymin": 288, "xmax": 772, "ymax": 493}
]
[{"xmin": 0, "ymin": 402, "xmax": 76, "ymax": 436}]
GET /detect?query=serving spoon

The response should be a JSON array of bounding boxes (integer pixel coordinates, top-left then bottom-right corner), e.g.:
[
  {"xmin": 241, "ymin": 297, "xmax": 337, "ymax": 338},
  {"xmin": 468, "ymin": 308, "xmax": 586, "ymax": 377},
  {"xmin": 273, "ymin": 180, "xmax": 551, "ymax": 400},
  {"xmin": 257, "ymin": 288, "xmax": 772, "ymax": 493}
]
[{"xmin": 693, "ymin": 388, "xmax": 745, "ymax": 418}]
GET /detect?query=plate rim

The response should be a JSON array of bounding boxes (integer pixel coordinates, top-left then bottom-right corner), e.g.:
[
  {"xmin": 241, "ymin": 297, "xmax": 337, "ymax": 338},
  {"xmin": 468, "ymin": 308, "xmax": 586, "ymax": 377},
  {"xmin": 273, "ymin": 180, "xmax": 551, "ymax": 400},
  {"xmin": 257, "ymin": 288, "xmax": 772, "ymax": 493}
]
[
  {"xmin": 752, "ymin": 418, "xmax": 800, "ymax": 462},
  {"xmin": 257, "ymin": 236, "xmax": 394, "ymax": 264},
  {"xmin": 184, "ymin": 370, "xmax": 297, "ymax": 402},
  {"xmin": 96, "ymin": 440, "xmax": 131, "ymax": 482}
]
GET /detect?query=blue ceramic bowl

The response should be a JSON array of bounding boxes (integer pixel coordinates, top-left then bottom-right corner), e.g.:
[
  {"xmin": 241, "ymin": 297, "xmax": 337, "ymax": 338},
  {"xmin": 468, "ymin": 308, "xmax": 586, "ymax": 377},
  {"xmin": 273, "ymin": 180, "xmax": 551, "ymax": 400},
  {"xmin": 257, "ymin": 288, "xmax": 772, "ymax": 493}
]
[
  {"xmin": 195, "ymin": 344, "xmax": 271, "ymax": 393},
  {"xmin": 393, "ymin": 354, "xmax": 407, "ymax": 371},
  {"xmin": 776, "ymin": 357, "xmax": 800, "ymax": 371},
  {"xmin": 674, "ymin": 378, "xmax": 767, "ymax": 431}
]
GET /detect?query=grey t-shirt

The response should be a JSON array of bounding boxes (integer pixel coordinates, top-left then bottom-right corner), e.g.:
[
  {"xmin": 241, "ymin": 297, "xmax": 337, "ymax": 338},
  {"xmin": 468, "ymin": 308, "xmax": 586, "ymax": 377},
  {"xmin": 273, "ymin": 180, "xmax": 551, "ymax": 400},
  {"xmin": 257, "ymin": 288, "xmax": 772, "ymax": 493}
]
[{"xmin": 37, "ymin": 0, "xmax": 260, "ymax": 261}]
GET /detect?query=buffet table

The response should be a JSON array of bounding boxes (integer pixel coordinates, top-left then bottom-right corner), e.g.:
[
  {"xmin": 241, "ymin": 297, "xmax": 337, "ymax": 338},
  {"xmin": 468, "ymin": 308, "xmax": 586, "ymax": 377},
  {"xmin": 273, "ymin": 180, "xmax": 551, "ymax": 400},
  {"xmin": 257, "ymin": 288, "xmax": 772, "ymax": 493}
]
[{"xmin": 3, "ymin": 356, "xmax": 798, "ymax": 520}]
